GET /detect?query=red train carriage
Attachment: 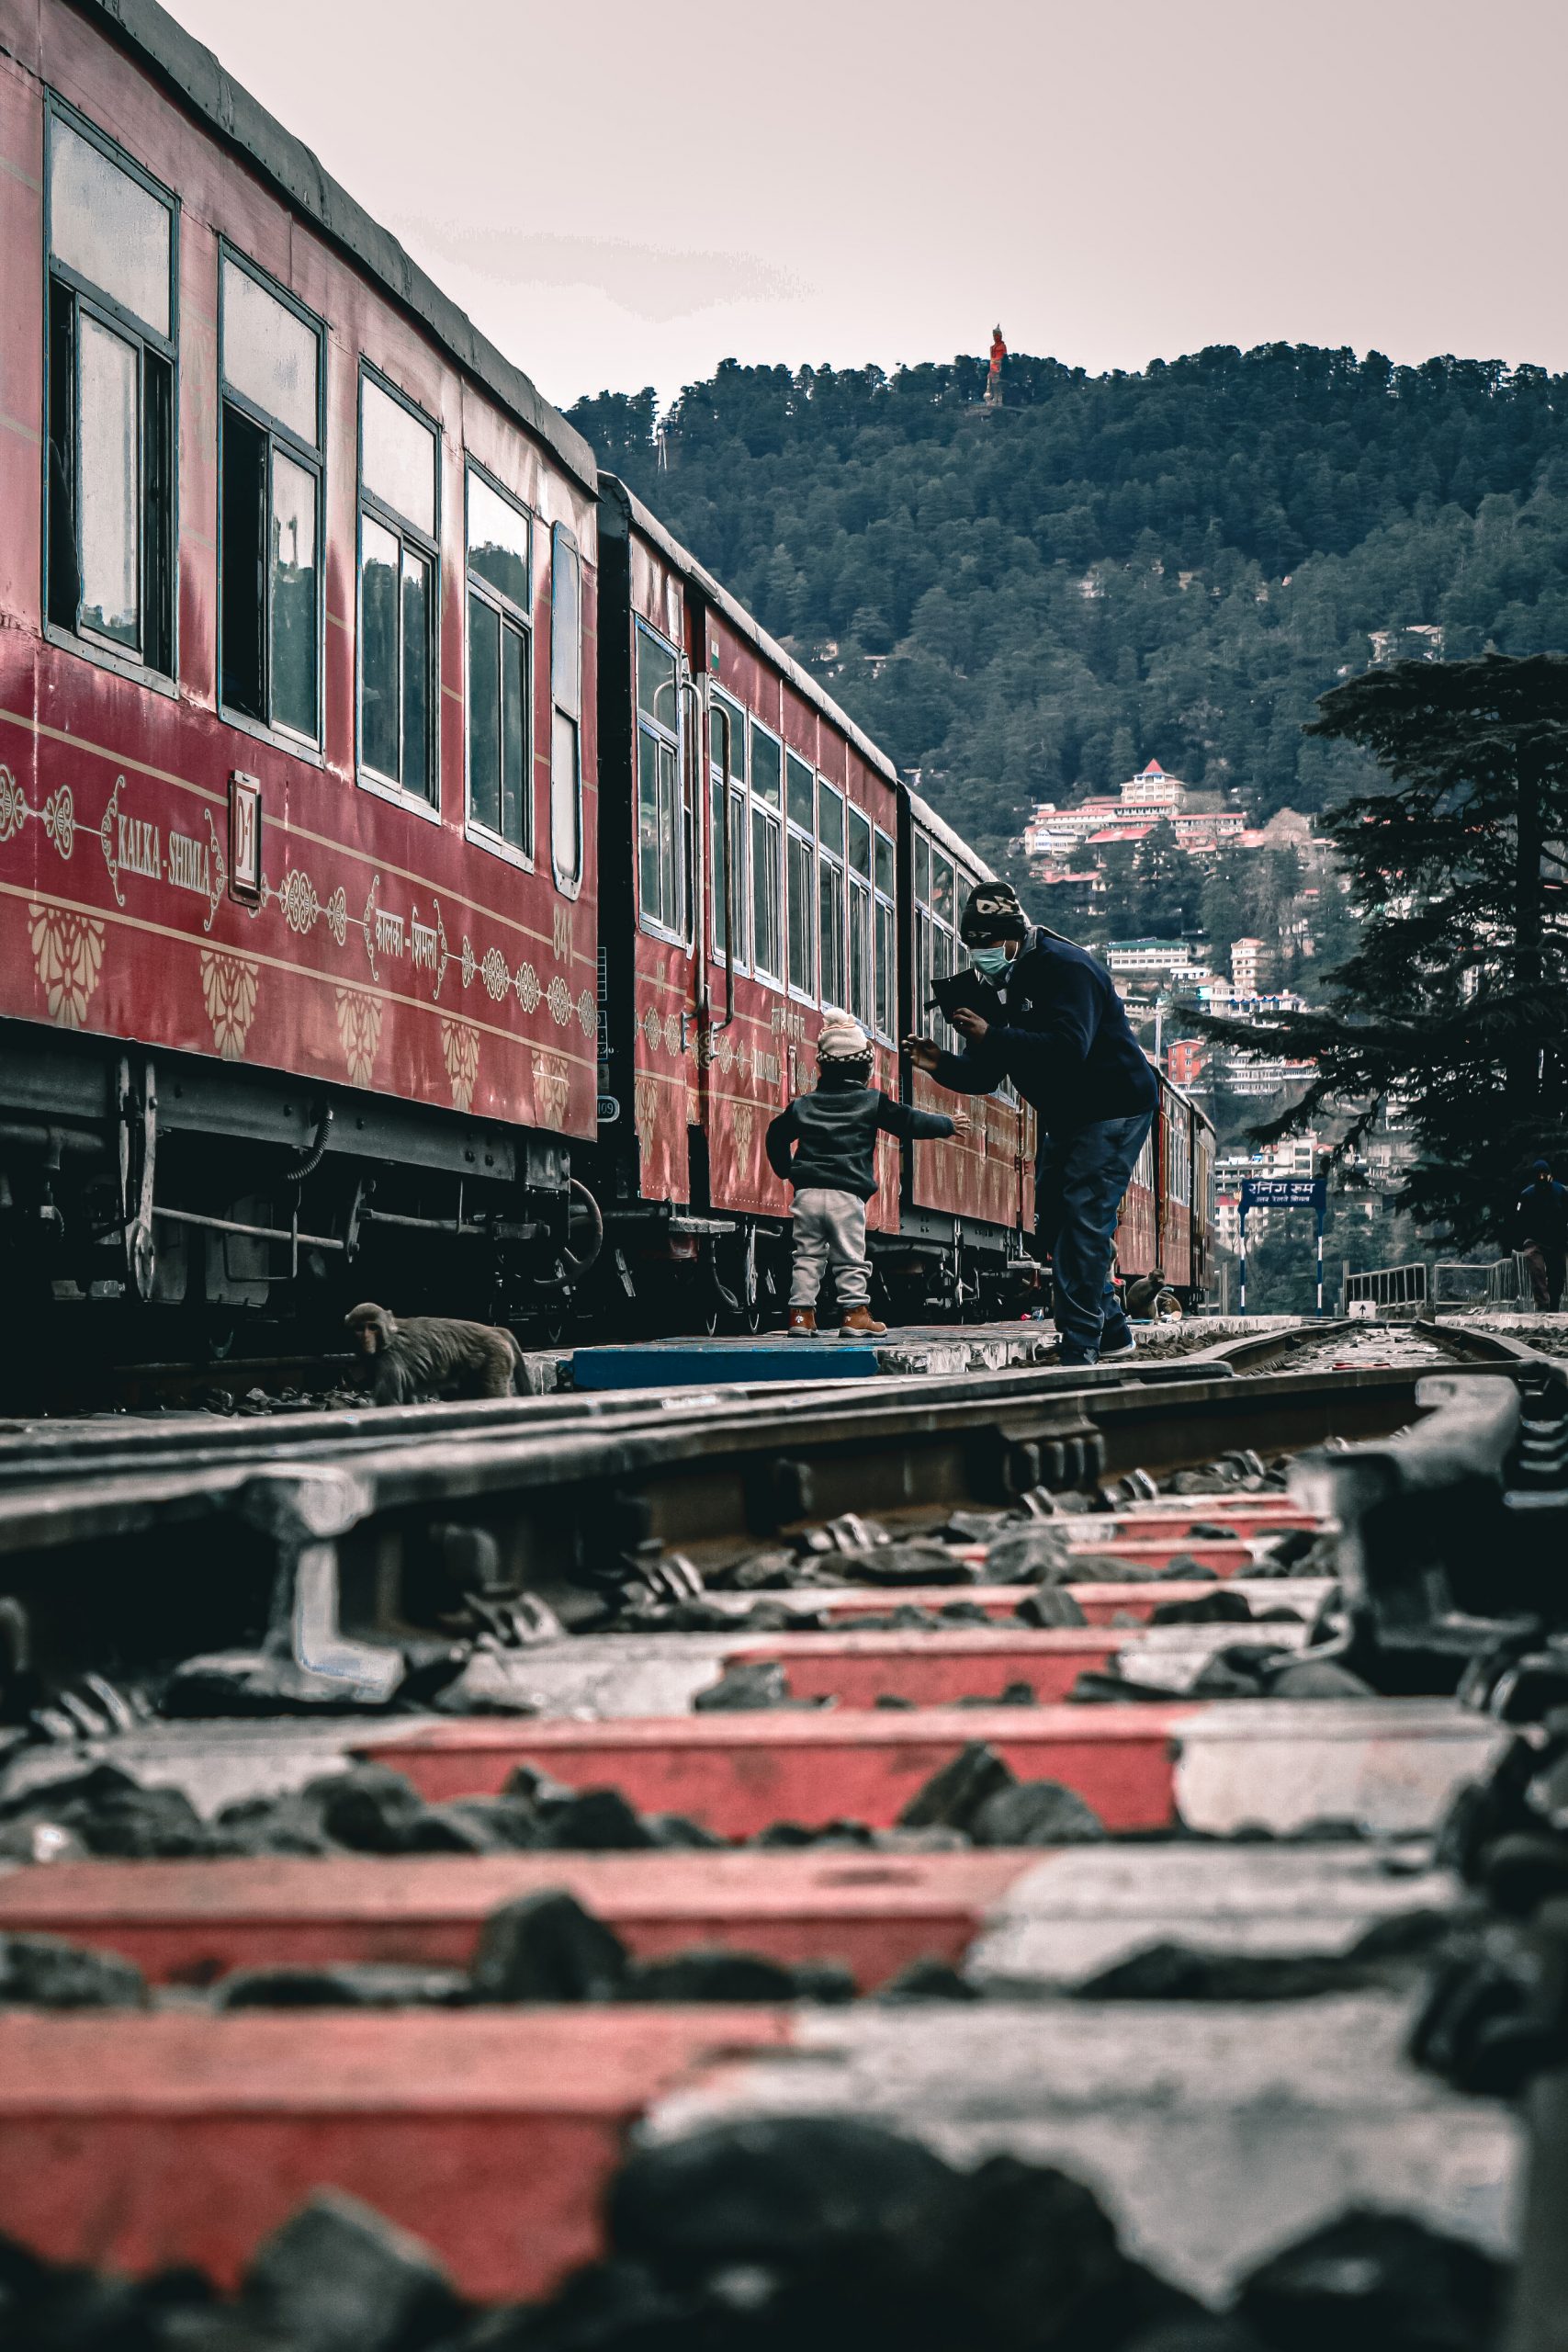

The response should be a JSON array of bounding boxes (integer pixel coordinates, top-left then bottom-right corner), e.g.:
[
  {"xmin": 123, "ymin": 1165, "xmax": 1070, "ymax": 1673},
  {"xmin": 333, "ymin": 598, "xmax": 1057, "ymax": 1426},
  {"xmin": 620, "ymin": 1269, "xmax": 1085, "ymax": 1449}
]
[
  {"xmin": 0, "ymin": 0, "xmax": 597, "ymax": 1334},
  {"xmin": 1111, "ymin": 1069, "xmax": 1215, "ymax": 1309},
  {"xmin": 592, "ymin": 479, "xmax": 904, "ymax": 1326}
]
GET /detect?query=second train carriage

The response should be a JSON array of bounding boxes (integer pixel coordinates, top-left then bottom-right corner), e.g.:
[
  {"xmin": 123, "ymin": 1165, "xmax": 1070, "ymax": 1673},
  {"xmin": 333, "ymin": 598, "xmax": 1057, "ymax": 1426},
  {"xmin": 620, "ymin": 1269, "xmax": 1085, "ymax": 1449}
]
[{"xmin": 590, "ymin": 479, "xmax": 1050, "ymax": 1326}]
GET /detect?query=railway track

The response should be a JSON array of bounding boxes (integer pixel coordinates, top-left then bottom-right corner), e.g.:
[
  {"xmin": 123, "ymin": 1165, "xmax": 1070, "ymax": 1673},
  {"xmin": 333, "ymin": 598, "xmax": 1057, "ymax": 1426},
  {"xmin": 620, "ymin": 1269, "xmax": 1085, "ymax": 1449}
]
[{"xmin": 0, "ymin": 1320, "xmax": 1562, "ymax": 2345}]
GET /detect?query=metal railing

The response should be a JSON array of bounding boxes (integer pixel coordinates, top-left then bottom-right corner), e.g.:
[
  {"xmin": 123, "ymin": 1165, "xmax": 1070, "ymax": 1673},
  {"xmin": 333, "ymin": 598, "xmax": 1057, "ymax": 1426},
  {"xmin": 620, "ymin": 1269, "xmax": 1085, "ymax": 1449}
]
[
  {"xmin": 1434, "ymin": 1255, "xmax": 1531, "ymax": 1307},
  {"xmin": 1344, "ymin": 1261, "xmax": 1428, "ymax": 1309}
]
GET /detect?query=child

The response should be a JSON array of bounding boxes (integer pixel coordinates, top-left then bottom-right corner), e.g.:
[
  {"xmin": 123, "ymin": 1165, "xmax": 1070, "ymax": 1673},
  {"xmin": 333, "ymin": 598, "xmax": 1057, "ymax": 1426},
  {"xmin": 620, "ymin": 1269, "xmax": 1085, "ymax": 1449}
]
[{"xmin": 766, "ymin": 1015, "xmax": 969, "ymax": 1335}]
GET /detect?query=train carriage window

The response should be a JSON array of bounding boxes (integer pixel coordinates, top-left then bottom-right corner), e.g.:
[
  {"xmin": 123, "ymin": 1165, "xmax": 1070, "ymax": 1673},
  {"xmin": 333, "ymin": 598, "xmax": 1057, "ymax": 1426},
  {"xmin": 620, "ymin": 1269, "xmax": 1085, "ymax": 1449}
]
[
  {"xmin": 219, "ymin": 255, "xmax": 321, "ymax": 742},
  {"xmin": 550, "ymin": 524, "xmax": 581, "ymax": 893},
  {"xmin": 45, "ymin": 113, "xmax": 175, "ymax": 675},
  {"xmin": 785, "ymin": 752, "xmax": 816, "ymax": 1001},
  {"xmin": 464, "ymin": 467, "xmax": 531, "ymax": 849},
  {"xmin": 847, "ymin": 807, "xmax": 872, "ymax": 1029},
  {"xmin": 818, "ymin": 781, "xmax": 846, "ymax": 1010},
  {"xmin": 360, "ymin": 376, "xmax": 439, "ymax": 808},
  {"xmin": 636, "ymin": 623, "xmax": 683, "ymax": 938},
  {"xmin": 709, "ymin": 693, "xmax": 748, "ymax": 972},
  {"xmin": 873, "ymin": 826, "xmax": 896, "ymax": 1043},
  {"xmin": 750, "ymin": 724, "xmax": 783, "ymax": 985}
]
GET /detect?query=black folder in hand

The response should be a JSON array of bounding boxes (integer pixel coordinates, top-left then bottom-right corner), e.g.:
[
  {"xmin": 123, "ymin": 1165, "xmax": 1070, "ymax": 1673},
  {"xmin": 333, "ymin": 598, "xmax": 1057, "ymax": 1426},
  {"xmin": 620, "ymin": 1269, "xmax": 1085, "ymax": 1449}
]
[{"xmin": 928, "ymin": 967, "xmax": 1002, "ymax": 1023}]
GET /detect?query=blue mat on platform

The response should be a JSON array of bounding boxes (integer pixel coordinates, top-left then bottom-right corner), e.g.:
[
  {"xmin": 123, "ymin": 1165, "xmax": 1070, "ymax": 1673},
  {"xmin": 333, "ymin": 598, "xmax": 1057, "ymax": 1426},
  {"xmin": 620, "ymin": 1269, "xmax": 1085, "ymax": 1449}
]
[{"xmin": 571, "ymin": 1339, "xmax": 882, "ymax": 1390}]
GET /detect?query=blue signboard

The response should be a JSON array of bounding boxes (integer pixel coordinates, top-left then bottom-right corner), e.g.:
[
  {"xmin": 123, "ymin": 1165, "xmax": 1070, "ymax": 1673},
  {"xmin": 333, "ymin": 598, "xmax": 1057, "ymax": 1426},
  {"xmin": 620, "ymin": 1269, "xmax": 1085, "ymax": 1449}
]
[
  {"xmin": 1240, "ymin": 1177, "xmax": 1325, "ymax": 1212},
  {"xmin": 1236, "ymin": 1176, "xmax": 1328, "ymax": 1316}
]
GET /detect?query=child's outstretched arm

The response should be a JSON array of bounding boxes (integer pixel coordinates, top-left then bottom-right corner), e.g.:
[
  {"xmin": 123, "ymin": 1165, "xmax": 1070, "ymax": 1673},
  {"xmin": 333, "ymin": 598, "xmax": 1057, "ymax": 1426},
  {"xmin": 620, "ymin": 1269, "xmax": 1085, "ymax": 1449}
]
[{"xmin": 876, "ymin": 1096, "xmax": 969, "ymax": 1143}]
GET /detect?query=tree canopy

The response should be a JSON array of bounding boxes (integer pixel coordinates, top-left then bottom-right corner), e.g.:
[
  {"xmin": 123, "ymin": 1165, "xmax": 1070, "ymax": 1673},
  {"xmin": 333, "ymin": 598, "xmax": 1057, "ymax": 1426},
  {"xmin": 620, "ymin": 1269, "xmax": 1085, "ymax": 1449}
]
[
  {"xmin": 1193, "ymin": 652, "xmax": 1568, "ymax": 1237},
  {"xmin": 571, "ymin": 345, "xmax": 1568, "ymax": 882}
]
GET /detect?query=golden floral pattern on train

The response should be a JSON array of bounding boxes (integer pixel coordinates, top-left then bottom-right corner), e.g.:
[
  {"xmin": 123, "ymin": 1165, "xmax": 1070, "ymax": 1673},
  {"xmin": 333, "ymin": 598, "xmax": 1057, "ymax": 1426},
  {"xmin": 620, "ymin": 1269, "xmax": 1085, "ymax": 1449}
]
[
  {"xmin": 440, "ymin": 1018, "xmax": 481, "ymax": 1113},
  {"xmin": 33, "ymin": 764, "xmax": 590, "ymax": 1051},
  {"xmin": 532, "ymin": 1047, "xmax": 571, "ymax": 1128},
  {"xmin": 732, "ymin": 1102, "xmax": 755, "ymax": 1159},
  {"xmin": 633, "ymin": 1074, "xmax": 660, "ymax": 1159},
  {"xmin": 28, "ymin": 900, "xmax": 105, "ymax": 1030},
  {"xmin": 334, "ymin": 987, "xmax": 384, "ymax": 1087},
  {"xmin": 199, "ymin": 950, "xmax": 260, "ymax": 1061},
  {"xmin": 0, "ymin": 767, "xmax": 74, "ymax": 861}
]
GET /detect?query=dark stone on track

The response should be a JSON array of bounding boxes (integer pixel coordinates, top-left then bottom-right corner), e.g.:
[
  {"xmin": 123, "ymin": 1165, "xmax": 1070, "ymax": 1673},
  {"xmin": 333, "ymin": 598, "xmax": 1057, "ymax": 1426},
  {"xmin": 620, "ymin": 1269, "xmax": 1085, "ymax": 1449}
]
[
  {"xmin": 606, "ymin": 2113, "xmax": 955, "ymax": 2287},
  {"xmin": 1014, "ymin": 1588, "xmax": 1088, "ymax": 1628},
  {"xmin": 468, "ymin": 1890, "xmax": 629, "ymax": 2004},
  {"xmin": 876, "ymin": 1957, "xmax": 982, "ymax": 2003},
  {"xmin": 217, "ymin": 1963, "xmax": 468, "ymax": 2009},
  {"xmin": 642, "ymin": 1812, "xmax": 726, "ymax": 1849},
  {"xmin": 955, "ymin": 1681, "xmax": 1038, "ymax": 1708},
  {"xmin": 1235, "ymin": 2207, "xmax": 1502, "ymax": 2352},
  {"xmin": 984, "ymin": 1527, "xmax": 1075, "ymax": 1584},
  {"xmin": 694, "ymin": 1660, "xmax": 792, "ymax": 1712},
  {"xmin": 837, "ymin": 1541, "xmax": 976, "ymax": 1587},
  {"xmin": 709, "ymin": 1546, "xmax": 800, "ymax": 1591},
  {"xmin": 897, "ymin": 1741, "xmax": 1013, "ymax": 1833},
  {"xmin": 534, "ymin": 1788, "xmax": 660, "ymax": 1851},
  {"xmin": 750, "ymin": 1819, "xmax": 877, "ymax": 1849},
  {"xmin": 1189, "ymin": 1648, "xmax": 1279, "ymax": 1699},
  {"xmin": 241, "ymin": 2188, "xmax": 463, "ymax": 2352},
  {"xmin": 1072, "ymin": 1940, "xmax": 1371, "ymax": 2001},
  {"xmin": 1346, "ymin": 1908, "xmax": 1460, "ymax": 1962},
  {"xmin": 0, "ymin": 1932, "xmax": 147, "ymax": 2009},
  {"xmin": 215, "ymin": 1792, "xmax": 335, "ymax": 1856},
  {"xmin": 1151, "ymin": 1591, "xmax": 1255, "ymax": 1625},
  {"xmin": 970, "ymin": 1780, "xmax": 1107, "ymax": 1849},
  {"xmin": 308, "ymin": 1766, "xmax": 479, "ymax": 1856},
  {"xmin": 929, "ymin": 2152, "xmax": 1201, "ymax": 2352},
  {"xmin": 624, "ymin": 1948, "xmax": 847, "ymax": 2005}
]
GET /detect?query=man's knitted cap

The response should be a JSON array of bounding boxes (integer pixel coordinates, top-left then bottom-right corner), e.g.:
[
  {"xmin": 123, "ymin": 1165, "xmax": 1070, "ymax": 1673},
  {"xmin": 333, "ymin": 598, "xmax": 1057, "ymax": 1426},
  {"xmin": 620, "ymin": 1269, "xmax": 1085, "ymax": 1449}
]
[
  {"xmin": 960, "ymin": 878, "xmax": 1027, "ymax": 944},
  {"xmin": 818, "ymin": 1015, "xmax": 872, "ymax": 1062}
]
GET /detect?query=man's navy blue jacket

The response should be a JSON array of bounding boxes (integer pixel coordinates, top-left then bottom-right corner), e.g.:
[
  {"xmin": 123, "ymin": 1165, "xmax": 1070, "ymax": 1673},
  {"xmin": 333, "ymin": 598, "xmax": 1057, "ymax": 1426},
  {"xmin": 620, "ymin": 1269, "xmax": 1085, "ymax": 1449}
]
[
  {"xmin": 932, "ymin": 928, "xmax": 1158, "ymax": 1132},
  {"xmin": 1516, "ymin": 1177, "xmax": 1568, "ymax": 1252}
]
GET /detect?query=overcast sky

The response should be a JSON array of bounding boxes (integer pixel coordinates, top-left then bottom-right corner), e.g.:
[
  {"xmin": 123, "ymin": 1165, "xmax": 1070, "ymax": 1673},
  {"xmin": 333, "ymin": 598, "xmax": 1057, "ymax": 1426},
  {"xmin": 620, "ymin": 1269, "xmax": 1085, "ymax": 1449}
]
[{"xmin": 164, "ymin": 0, "xmax": 1568, "ymax": 414}]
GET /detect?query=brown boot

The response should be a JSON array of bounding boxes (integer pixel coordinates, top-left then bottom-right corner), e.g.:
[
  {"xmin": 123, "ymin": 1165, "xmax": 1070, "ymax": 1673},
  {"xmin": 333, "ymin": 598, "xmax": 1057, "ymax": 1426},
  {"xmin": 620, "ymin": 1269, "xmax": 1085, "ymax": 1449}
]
[
  {"xmin": 787, "ymin": 1306, "xmax": 817, "ymax": 1335},
  {"xmin": 839, "ymin": 1306, "xmax": 886, "ymax": 1336}
]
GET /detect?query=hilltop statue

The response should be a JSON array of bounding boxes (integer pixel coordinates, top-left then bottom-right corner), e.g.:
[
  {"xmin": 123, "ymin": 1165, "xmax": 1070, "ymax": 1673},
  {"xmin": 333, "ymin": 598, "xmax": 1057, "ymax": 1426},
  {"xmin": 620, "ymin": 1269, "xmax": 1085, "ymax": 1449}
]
[{"xmin": 985, "ymin": 324, "xmax": 1007, "ymax": 406}]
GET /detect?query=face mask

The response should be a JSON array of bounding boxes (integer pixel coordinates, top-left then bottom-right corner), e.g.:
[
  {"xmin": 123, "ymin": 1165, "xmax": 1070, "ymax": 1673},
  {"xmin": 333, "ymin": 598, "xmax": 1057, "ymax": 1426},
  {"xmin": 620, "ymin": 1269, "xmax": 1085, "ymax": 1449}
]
[{"xmin": 969, "ymin": 944, "xmax": 1011, "ymax": 977}]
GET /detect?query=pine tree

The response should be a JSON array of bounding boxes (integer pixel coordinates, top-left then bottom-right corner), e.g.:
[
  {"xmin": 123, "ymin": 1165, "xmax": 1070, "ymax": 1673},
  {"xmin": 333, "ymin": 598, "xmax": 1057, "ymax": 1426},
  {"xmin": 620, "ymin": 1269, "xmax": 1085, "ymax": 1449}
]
[{"xmin": 1195, "ymin": 653, "xmax": 1568, "ymax": 1238}]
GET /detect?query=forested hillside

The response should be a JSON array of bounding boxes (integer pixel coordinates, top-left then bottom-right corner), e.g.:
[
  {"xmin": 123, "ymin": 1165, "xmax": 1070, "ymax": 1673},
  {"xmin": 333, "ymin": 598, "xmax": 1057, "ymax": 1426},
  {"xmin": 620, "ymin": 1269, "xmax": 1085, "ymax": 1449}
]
[{"xmin": 570, "ymin": 347, "xmax": 1568, "ymax": 876}]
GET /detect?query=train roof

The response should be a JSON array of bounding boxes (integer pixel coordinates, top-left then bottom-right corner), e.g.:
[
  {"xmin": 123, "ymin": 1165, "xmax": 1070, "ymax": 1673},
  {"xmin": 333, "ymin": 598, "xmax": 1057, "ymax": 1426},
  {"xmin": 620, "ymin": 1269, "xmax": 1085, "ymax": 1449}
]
[
  {"xmin": 73, "ymin": 0, "xmax": 597, "ymax": 494},
  {"xmin": 600, "ymin": 476, "xmax": 901, "ymax": 793}
]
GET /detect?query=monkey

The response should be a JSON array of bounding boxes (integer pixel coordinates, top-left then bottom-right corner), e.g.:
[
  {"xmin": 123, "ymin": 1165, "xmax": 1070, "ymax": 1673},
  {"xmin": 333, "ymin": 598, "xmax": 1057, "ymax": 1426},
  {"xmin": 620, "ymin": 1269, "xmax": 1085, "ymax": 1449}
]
[
  {"xmin": 344, "ymin": 1302, "xmax": 522, "ymax": 1405},
  {"xmin": 1123, "ymin": 1267, "xmax": 1182, "ymax": 1322}
]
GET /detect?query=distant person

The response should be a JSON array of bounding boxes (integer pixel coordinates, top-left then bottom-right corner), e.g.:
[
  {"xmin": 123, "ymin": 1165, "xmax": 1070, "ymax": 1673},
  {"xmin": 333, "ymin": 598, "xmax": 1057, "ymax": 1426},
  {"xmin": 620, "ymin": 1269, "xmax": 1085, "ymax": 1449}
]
[
  {"xmin": 1514, "ymin": 1157, "xmax": 1568, "ymax": 1311},
  {"xmin": 767, "ymin": 1015, "xmax": 967, "ymax": 1337},
  {"xmin": 904, "ymin": 879, "xmax": 1157, "ymax": 1365}
]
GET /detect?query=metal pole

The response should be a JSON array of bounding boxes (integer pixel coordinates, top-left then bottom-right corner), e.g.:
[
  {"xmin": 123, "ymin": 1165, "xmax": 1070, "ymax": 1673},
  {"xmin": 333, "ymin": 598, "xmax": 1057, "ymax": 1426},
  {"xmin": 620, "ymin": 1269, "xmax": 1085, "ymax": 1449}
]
[
  {"xmin": 1315, "ymin": 1219, "xmax": 1324, "ymax": 1317},
  {"xmin": 1238, "ymin": 1206, "xmax": 1247, "ymax": 1317}
]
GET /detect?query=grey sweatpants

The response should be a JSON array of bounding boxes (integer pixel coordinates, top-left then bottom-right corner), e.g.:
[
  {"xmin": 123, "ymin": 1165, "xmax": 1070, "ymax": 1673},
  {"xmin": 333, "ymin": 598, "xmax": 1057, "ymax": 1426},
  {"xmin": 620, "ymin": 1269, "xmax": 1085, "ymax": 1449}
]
[{"xmin": 789, "ymin": 1186, "xmax": 870, "ymax": 1307}]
